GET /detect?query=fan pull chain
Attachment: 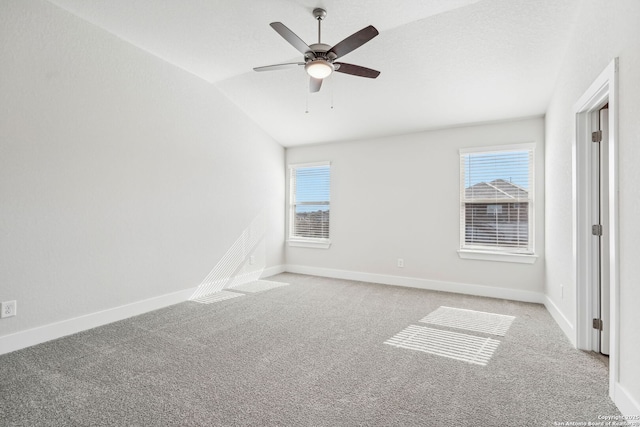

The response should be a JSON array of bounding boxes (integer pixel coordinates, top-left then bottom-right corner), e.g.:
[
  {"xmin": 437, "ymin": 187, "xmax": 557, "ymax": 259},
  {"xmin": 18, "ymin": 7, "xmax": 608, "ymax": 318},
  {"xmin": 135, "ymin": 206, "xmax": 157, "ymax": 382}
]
[{"xmin": 330, "ymin": 76, "xmax": 334, "ymax": 110}]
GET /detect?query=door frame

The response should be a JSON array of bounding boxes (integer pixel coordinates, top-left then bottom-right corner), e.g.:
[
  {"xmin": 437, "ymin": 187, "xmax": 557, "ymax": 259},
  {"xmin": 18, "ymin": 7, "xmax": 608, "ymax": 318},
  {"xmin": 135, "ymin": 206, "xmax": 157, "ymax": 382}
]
[{"xmin": 573, "ymin": 58, "xmax": 619, "ymax": 398}]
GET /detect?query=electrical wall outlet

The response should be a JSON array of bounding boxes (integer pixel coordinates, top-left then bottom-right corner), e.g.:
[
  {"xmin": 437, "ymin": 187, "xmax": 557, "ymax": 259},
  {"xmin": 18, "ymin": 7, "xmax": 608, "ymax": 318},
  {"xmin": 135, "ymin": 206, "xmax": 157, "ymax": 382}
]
[
  {"xmin": 1, "ymin": 300, "xmax": 17, "ymax": 318},
  {"xmin": 560, "ymin": 284, "xmax": 564, "ymax": 299},
  {"xmin": 397, "ymin": 258, "xmax": 404, "ymax": 268}
]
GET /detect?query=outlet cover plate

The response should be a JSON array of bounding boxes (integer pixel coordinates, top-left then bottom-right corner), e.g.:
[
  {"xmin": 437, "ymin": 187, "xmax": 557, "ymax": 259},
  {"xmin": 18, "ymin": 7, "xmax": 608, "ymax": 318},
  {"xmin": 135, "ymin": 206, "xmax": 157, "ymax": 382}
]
[{"xmin": 1, "ymin": 300, "xmax": 17, "ymax": 318}]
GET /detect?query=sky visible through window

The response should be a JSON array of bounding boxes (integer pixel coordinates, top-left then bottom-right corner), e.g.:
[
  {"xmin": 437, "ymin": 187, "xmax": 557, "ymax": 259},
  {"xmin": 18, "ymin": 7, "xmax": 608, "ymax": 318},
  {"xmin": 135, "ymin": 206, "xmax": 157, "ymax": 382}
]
[
  {"xmin": 463, "ymin": 151, "xmax": 529, "ymax": 189},
  {"xmin": 295, "ymin": 165, "xmax": 330, "ymax": 213}
]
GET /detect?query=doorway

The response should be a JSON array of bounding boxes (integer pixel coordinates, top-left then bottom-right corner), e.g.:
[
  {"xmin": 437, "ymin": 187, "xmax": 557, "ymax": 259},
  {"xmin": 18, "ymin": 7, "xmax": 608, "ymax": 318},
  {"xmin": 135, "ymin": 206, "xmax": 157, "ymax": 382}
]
[{"xmin": 573, "ymin": 58, "xmax": 618, "ymax": 399}]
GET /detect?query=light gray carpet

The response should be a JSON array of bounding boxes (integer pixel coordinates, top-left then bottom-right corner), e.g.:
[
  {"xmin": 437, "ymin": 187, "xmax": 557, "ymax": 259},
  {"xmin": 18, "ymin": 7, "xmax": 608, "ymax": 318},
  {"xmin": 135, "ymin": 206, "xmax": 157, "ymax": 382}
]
[{"xmin": 0, "ymin": 273, "xmax": 621, "ymax": 426}]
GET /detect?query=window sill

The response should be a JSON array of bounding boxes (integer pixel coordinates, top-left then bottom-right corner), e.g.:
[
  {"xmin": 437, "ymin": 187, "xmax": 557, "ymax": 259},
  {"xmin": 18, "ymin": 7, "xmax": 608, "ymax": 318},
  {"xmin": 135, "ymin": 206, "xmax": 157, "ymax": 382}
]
[
  {"xmin": 457, "ymin": 249, "xmax": 537, "ymax": 264},
  {"xmin": 288, "ymin": 239, "xmax": 331, "ymax": 249}
]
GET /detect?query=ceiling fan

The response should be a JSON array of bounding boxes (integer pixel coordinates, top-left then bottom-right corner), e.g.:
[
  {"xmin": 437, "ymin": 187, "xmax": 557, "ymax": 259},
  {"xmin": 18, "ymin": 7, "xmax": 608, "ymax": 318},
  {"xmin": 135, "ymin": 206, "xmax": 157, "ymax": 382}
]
[{"xmin": 253, "ymin": 8, "xmax": 380, "ymax": 93}]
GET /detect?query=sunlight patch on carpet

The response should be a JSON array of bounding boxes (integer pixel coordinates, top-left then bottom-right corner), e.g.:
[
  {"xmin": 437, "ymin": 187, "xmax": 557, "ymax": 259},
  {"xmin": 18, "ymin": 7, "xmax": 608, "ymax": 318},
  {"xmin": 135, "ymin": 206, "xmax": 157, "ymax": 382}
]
[
  {"xmin": 192, "ymin": 290, "xmax": 244, "ymax": 304},
  {"xmin": 230, "ymin": 280, "xmax": 290, "ymax": 293},
  {"xmin": 420, "ymin": 306, "xmax": 515, "ymax": 336},
  {"xmin": 384, "ymin": 325, "xmax": 500, "ymax": 366}
]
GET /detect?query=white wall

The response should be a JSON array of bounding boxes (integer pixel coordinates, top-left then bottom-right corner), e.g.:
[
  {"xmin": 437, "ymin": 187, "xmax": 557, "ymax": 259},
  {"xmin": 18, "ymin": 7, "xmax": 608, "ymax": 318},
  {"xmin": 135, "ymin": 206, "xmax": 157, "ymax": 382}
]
[
  {"xmin": 286, "ymin": 118, "xmax": 545, "ymax": 300},
  {"xmin": 544, "ymin": 0, "xmax": 640, "ymax": 413},
  {"xmin": 0, "ymin": 0, "xmax": 284, "ymax": 345}
]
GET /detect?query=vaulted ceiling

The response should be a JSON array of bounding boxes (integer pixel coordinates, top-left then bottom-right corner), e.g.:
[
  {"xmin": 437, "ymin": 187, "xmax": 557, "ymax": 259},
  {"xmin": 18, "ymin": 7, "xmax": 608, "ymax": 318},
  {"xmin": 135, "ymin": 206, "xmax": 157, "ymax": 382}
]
[{"xmin": 47, "ymin": 0, "xmax": 580, "ymax": 146}]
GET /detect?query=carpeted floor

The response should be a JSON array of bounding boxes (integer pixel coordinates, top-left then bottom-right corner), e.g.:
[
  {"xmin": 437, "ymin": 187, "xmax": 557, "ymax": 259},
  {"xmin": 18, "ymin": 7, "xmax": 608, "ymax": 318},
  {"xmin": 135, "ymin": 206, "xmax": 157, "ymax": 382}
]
[{"xmin": 0, "ymin": 273, "xmax": 622, "ymax": 426}]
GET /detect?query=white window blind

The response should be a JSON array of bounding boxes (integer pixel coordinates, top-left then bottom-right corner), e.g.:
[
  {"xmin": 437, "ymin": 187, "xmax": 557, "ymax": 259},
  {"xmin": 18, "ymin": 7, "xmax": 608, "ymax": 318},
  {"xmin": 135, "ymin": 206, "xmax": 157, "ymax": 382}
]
[
  {"xmin": 460, "ymin": 145, "xmax": 534, "ymax": 254},
  {"xmin": 289, "ymin": 162, "xmax": 330, "ymax": 241}
]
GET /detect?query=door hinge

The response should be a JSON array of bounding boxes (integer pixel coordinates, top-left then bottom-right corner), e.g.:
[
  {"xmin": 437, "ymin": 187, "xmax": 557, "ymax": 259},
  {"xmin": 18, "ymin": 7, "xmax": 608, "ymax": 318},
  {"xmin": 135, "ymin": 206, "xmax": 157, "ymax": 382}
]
[
  {"xmin": 593, "ymin": 318, "xmax": 603, "ymax": 331},
  {"xmin": 592, "ymin": 130, "xmax": 602, "ymax": 143},
  {"xmin": 592, "ymin": 224, "xmax": 603, "ymax": 236}
]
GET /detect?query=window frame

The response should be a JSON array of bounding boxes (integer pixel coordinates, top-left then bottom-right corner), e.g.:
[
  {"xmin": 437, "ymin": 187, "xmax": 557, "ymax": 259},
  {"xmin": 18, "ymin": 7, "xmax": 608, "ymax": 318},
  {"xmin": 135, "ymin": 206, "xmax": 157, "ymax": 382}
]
[
  {"xmin": 458, "ymin": 143, "xmax": 537, "ymax": 264},
  {"xmin": 287, "ymin": 161, "xmax": 331, "ymax": 249}
]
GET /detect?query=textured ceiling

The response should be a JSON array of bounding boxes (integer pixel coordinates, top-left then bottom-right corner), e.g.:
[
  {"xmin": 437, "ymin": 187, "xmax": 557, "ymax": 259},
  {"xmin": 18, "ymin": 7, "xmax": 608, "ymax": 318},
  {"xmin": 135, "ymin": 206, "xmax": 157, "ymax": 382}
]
[{"xmin": 47, "ymin": 0, "xmax": 581, "ymax": 146}]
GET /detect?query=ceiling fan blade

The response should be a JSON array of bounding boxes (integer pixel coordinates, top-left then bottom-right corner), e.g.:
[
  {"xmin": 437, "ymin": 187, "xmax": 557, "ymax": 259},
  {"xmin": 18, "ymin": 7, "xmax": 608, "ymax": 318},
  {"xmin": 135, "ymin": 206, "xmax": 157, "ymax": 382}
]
[
  {"xmin": 334, "ymin": 62, "xmax": 380, "ymax": 79},
  {"xmin": 327, "ymin": 25, "xmax": 379, "ymax": 59},
  {"xmin": 270, "ymin": 22, "xmax": 312, "ymax": 55},
  {"xmin": 253, "ymin": 63, "xmax": 304, "ymax": 72},
  {"xmin": 309, "ymin": 77, "xmax": 323, "ymax": 93}
]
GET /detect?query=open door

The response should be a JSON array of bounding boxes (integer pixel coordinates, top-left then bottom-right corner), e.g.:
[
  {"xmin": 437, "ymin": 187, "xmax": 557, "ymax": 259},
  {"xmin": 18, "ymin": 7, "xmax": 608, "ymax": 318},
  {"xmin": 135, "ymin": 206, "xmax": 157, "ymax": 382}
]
[
  {"xmin": 591, "ymin": 106, "xmax": 610, "ymax": 356},
  {"xmin": 598, "ymin": 106, "xmax": 610, "ymax": 356}
]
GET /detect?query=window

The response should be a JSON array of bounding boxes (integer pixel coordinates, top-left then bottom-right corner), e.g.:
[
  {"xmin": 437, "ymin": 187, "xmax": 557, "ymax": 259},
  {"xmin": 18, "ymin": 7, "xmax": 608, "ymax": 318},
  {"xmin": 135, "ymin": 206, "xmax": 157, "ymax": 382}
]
[
  {"xmin": 288, "ymin": 162, "xmax": 331, "ymax": 248},
  {"xmin": 459, "ymin": 144, "xmax": 535, "ymax": 257}
]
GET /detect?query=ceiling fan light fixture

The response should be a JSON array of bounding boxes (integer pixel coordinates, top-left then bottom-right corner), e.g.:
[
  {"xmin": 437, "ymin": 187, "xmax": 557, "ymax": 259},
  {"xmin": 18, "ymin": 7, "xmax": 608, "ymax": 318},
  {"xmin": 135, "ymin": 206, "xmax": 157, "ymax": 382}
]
[{"xmin": 305, "ymin": 59, "xmax": 334, "ymax": 79}]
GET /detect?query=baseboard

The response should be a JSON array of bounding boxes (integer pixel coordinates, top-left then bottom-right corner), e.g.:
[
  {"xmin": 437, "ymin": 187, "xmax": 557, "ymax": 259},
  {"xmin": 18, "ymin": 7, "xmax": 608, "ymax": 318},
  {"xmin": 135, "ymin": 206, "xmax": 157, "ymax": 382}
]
[
  {"xmin": 260, "ymin": 264, "xmax": 286, "ymax": 278},
  {"xmin": 0, "ymin": 264, "xmax": 289, "ymax": 356},
  {"xmin": 0, "ymin": 286, "xmax": 200, "ymax": 356},
  {"xmin": 543, "ymin": 295, "xmax": 576, "ymax": 346},
  {"xmin": 614, "ymin": 382, "xmax": 640, "ymax": 418},
  {"xmin": 284, "ymin": 264, "xmax": 545, "ymax": 304}
]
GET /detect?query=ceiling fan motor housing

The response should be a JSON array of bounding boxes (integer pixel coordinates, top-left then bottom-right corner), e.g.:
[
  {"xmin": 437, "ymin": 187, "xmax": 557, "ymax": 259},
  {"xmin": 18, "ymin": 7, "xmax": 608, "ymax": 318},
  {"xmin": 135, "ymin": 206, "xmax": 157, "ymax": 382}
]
[{"xmin": 307, "ymin": 43, "xmax": 334, "ymax": 61}]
